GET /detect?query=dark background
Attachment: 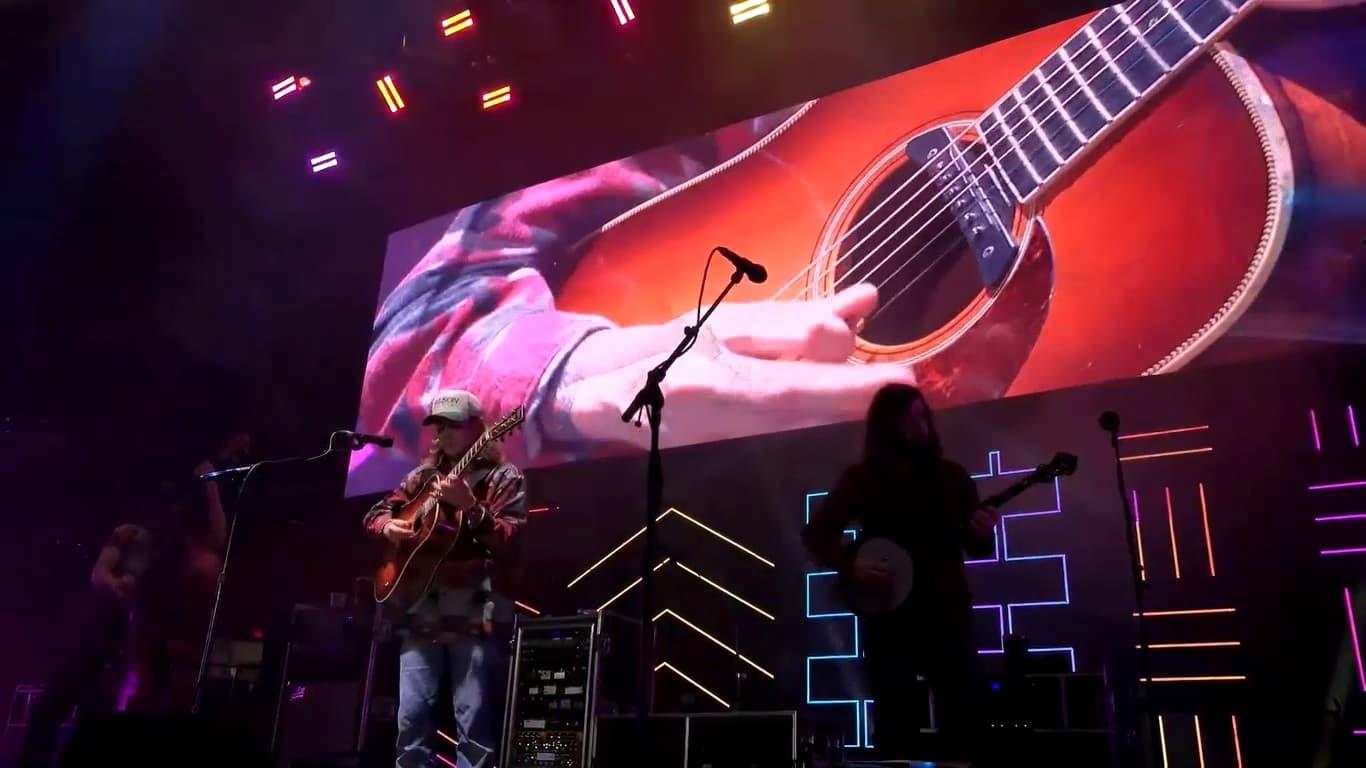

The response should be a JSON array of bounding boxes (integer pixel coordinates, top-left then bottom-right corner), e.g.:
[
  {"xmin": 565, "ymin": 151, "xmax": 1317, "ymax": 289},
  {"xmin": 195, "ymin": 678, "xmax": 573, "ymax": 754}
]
[{"xmin": 3, "ymin": 1, "xmax": 1364, "ymax": 766}]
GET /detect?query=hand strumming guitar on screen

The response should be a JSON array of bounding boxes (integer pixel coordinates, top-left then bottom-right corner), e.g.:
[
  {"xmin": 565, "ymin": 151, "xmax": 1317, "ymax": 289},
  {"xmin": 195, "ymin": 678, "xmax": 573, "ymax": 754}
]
[{"xmin": 551, "ymin": 282, "xmax": 914, "ymax": 450}]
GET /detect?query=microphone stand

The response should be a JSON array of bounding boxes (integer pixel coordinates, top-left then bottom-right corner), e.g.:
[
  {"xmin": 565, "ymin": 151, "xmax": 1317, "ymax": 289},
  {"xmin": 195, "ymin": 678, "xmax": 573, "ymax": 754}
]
[
  {"xmin": 1104, "ymin": 419, "xmax": 1154, "ymax": 768},
  {"xmin": 621, "ymin": 265, "xmax": 747, "ymax": 724},
  {"xmin": 191, "ymin": 432, "xmax": 360, "ymax": 715}
]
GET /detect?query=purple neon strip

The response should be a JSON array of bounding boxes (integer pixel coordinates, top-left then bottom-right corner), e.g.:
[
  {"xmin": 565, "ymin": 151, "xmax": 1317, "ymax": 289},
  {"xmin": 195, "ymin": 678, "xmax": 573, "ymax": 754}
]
[
  {"xmin": 1345, "ymin": 587, "xmax": 1365, "ymax": 691},
  {"xmin": 1321, "ymin": 548, "xmax": 1366, "ymax": 557},
  {"xmin": 1309, "ymin": 480, "xmax": 1366, "ymax": 491},
  {"xmin": 1350, "ymin": 405, "xmax": 1360, "ymax": 448},
  {"xmin": 1314, "ymin": 514, "xmax": 1366, "ymax": 523},
  {"xmin": 1310, "ymin": 409, "xmax": 1322, "ymax": 452}
]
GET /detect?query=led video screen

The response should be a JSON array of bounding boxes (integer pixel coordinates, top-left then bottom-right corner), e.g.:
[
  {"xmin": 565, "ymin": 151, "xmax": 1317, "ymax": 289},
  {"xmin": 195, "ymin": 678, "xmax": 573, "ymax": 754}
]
[{"xmin": 348, "ymin": 1, "xmax": 1364, "ymax": 496}]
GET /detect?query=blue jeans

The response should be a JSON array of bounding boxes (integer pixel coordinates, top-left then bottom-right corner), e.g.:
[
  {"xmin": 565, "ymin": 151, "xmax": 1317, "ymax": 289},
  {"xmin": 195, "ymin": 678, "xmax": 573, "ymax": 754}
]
[{"xmin": 396, "ymin": 634, "xmax": 505, "ymax": 768}]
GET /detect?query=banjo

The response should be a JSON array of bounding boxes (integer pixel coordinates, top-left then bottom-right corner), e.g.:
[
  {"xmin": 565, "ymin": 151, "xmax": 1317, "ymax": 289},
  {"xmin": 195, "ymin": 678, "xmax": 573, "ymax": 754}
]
[{"xmin": 840, "ymin": 452, "xmax": 1077, "ymax": 616}]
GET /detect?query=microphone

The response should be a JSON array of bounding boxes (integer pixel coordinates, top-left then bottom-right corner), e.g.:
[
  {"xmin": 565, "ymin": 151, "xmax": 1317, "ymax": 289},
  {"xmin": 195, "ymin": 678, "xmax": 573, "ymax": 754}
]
[
  {"xmin": 199, "ymin": 465, "xmax": 252, "ymax": 482},
  {"xmin": 340, "ymin": 430, "xmax": 394, "ymax": 449},
  {"xmin": 717, "ymin": 246, "xmax": 768, "ymax": 284},
  {"xmin": 1099, "ymin": 410, "xmax": 1121, "ymax": 435}
]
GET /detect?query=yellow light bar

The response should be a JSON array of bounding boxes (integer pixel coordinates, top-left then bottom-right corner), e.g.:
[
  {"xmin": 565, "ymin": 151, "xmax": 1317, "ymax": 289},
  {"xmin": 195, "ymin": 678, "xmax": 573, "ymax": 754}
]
[
  {"xmin": 481, "ymin": 85, "xmax": 512, "ymax": 109},
  {"xmin": 729, "ymin": 0, "xmax": 770, "ymax": 25},
  {"xmin": 441, "ymin": 10, "xmax": 474, "ymax": 36}
]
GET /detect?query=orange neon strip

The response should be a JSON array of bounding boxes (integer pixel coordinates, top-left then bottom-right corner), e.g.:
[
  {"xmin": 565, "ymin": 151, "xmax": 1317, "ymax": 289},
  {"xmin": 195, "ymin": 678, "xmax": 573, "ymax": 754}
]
[
  {"xmin": 1194, "ymin": 715, "xmax": 1206, "ymax": 768},
  {"xmin": 1142, "ymin": 675, "xmax": 1247, "ymax": 683},
  {"xmin": 1121, "ymin": 447, "xmax": 1214, "ymax": 463},
  {"xmin": 1134, "ymin": 607, "xmax": 1236, "ymax": 617},
  {"xmin": 1232, "ymin": 715, "xmax": 1244, "ymax": 768},
  {"xmin": 1138, "ymin": 641, "xmax": 1241, "ymax": 649},
  {"xmin": 1118, "ymin": 425, "xmax": 1210, "ymax": 441},
  {"xmin": 514, "ymin": 600, "xmax": 541, "ymax": 616},
  {"xmin": 436, "ymin": 729, "xmax": 458, "ymax": 747},
  {"xmin": 1198, "ymin": 483, "xmax": 1215, "ymax": 576},
  {"xmin": 1157, "ymin": 715, "xmax": 1170, "ymax": 768},
  {"xmin": 1165, "ymin": 487, "xmax": 1181, "ymax": 579},
  {"xmin": 1134, "ymin": 491, "xmax": 1147, "ymax": 582}
]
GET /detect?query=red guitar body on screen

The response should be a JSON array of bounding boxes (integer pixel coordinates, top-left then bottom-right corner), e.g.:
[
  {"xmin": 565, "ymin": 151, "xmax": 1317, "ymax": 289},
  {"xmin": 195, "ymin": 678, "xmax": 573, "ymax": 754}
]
[{"xmin": 557, "ymin": 9, "xmax": 1312, "ymax": 406}]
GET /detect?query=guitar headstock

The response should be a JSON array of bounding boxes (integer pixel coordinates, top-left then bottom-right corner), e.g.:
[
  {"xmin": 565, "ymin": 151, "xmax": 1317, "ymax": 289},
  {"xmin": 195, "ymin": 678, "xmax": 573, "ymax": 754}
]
[
  {"xmin": 1033, "ymin": 452, "xmax": 1078, "ymax": 482},
  {"xmin": 485, "ymin": 405, "xmax": 526, "ymax": 442}
]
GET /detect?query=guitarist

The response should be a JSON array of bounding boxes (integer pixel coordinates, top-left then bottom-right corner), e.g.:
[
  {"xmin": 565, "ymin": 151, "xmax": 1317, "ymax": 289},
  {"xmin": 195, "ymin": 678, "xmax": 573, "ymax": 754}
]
[
  {"xmin": 803, "ymin": 383, "xmax": 997, "ymax": 760},
  {"xmin": 362, "ymin": 390, "xmax": 528, "ymax": 768}
]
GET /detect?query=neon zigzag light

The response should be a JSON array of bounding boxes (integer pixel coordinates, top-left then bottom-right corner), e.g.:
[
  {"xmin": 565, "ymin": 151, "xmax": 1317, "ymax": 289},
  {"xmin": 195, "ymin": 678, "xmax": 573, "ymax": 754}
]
[{"xmin": 803, "ymin": 450, "xmax": 1075, "ymax": 747}]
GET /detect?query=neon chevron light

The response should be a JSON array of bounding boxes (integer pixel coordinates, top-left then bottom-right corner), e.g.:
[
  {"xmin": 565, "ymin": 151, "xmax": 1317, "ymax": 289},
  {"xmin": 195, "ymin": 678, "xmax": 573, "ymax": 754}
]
[
  {"xmin": 1118, "ymin": 425, "xmax": 1210, "ymax": 440},
  {"xmin": 653, "ymin": 609, "xmax": 773, "ymax": 678},
  {"xmin": 595, "ymin": 558, "xmax": 670, "ymax": 612},
  {"xmin": 514, "ymin": 600, "xmax": 541, "ymax": 615},
  {"xmin": 1345, "ymin": 587, "xmax": 1365, "ymax": 691},
  {"xmin": 655, "ymin": 662, "xmax": 730, "ymax": 708},
  {"xmin": 675, "ymin": 561, "xmax": 775, "ymax": 620},
  {"xmin": 567, "ymin": 507, "xmax": 769, "ymax": 588},
  {"xmin": 1350, "ymin": 405, "xmax": 1360, "ymax": 447},
  {"xmin": 667, "ymin": 507, "xmax": 775, "ymax": 566},
  {"xmin": 1310, "ymin": 408, "xmax": 1322, "ymax": 452},
  {"xmin": 1309, "ymin": 480, "xmax": 1366, "ymax": 491}
]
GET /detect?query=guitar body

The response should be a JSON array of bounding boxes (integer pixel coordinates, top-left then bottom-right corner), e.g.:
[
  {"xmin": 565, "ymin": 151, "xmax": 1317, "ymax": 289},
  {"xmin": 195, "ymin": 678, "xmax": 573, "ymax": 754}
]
[
  {"xmin": 374, "ymin": 481, "xmax": 465, "ymax": 612},
  {"xmin": 557, "ymin": 13, "xmax": 1292, "ymax": 407}
]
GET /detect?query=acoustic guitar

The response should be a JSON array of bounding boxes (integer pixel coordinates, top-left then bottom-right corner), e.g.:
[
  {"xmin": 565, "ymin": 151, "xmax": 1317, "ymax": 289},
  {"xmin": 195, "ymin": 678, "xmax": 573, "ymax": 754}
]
[
  {"xmin": 841, "ymin": 452, "xmax": 1078, "ymax": 616},
  {"xmin": 373, "ymin": 406, "xmax": 525, "ymax": 611},
  {"xmin": 557, "ymin": 0, "xmax": 1301, "ymax": 407}
]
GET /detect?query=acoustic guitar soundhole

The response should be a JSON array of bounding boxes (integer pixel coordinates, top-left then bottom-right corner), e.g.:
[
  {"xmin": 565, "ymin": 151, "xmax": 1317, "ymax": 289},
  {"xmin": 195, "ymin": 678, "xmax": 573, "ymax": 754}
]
[{"xmin": 833, "ymin": 160, "xmax": 981, "ymax": 347}]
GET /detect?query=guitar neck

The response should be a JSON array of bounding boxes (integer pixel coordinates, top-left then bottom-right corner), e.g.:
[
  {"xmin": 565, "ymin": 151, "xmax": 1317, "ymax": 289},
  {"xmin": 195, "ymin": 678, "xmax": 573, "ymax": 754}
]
[
  {"xmin": 982, "ymin": 475, "xmax": 1042, "ymax": 510},
  {"xmin": 978, "ymin": 0, "xmax": 1257, "ymax": 203},
  {"xmin": 447, "ymin": 435, "xmax": 488, "ymax": 480}
]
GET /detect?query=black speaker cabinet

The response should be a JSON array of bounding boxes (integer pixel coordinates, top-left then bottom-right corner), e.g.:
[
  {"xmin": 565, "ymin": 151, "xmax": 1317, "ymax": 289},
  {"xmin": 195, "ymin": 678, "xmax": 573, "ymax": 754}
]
[{"xmin": 592, "ymin": 712, "xmax": 796, "ymax": 768}]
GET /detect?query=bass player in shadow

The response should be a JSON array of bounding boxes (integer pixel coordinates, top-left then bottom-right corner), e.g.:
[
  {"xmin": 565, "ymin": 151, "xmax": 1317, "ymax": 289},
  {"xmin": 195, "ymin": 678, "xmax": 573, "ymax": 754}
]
[{"xmin": 803, "ymin": 383, "xmax": 997, "ymax": 761}]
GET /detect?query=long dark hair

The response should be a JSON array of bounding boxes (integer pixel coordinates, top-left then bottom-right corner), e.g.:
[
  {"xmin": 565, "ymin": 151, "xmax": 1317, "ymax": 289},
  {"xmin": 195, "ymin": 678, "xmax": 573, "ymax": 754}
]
[
  {"xmin": 861, "ymin": 383, "xmax": 942, "ymax": 467},
  {"xmin": 426, "ymin": 417, "xmax": 506, "ymax": 469}
]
